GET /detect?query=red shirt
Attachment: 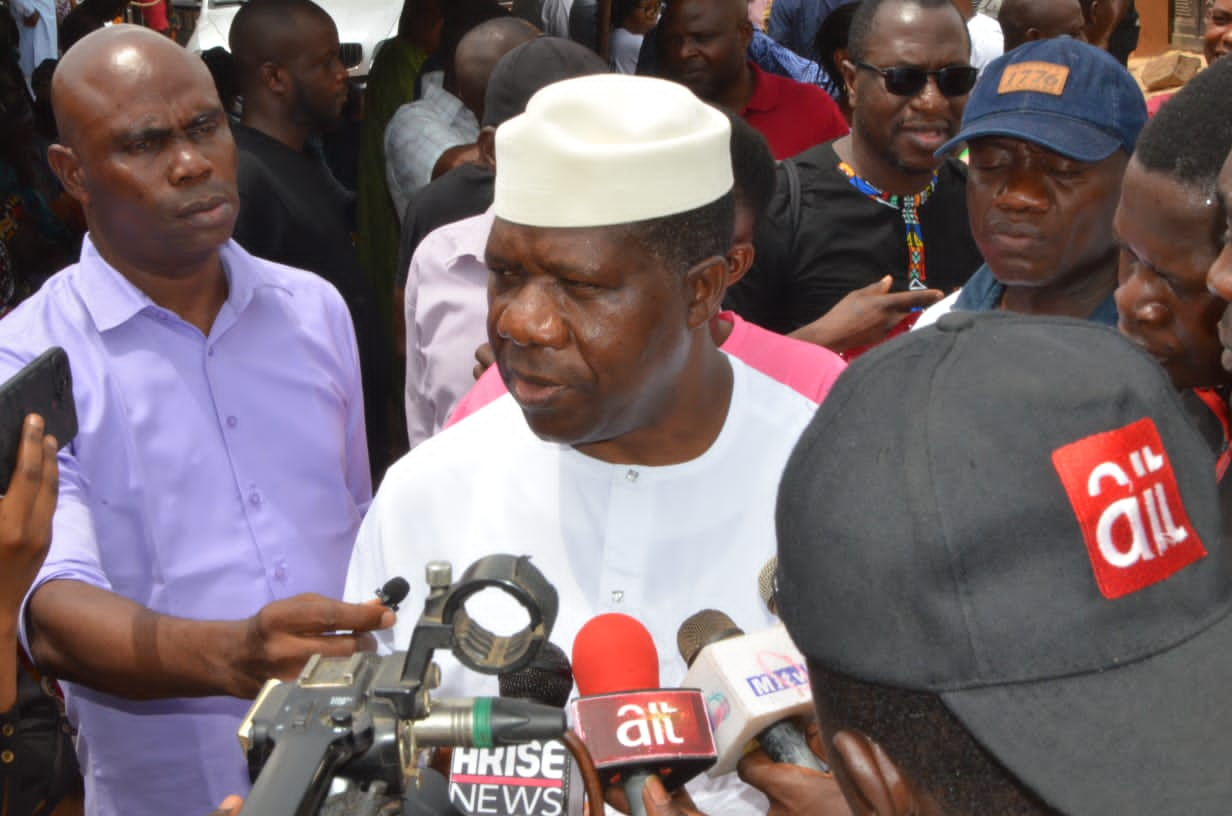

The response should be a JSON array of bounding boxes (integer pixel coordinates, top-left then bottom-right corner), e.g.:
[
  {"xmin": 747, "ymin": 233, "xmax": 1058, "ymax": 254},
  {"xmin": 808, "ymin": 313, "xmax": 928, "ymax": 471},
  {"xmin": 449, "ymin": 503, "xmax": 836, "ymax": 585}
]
[{"xmin": 741, "ymin": 62, "xmax": 848, "ymax": 160}]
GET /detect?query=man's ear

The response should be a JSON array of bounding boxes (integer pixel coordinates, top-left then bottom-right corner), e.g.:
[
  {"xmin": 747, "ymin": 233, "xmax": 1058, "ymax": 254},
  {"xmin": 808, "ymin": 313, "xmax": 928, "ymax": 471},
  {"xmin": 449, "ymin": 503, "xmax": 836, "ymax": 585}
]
[
  {"xmin": 47, "ymin": 143, "xmax": 88, "ymax": 205},
  {"xmin": 725, "ymin": 242, "xmax": 754, "ymax": 288},
  {"xmin": 683, "ymin": 255, "xmax": 728, "ymax": 330},
  {"xmin": 476, "ymin": 127, "xmax": 497, "ymax": 171},
  {"xmin": 830, "ymin": 729, "xmax": 926, "ymax": 816},
  {"xmin": 841, "ymin": 58, "xmax": 859, "ymax": 109},
  {"xmin": 260, "ymin": 61, "xmax": 288, "ymax": 96},
  {"xmin": 738, "ymin": 18, "xmax": 754, "ymax": 51}
]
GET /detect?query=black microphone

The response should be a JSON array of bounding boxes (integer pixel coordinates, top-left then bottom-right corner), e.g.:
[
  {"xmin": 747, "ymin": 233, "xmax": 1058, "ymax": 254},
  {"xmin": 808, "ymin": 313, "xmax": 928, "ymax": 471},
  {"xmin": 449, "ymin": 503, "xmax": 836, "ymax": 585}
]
[
  {"xmin": 375, "ymin": 576, "xmax": 410, "ymax": 610},
  {"xmin": 678, "ymin": 609, "xmax": 826, "ymax": 775},
  {"xmin": 450, "ymin": 642, "xmax": 582, "ymax": 815}
]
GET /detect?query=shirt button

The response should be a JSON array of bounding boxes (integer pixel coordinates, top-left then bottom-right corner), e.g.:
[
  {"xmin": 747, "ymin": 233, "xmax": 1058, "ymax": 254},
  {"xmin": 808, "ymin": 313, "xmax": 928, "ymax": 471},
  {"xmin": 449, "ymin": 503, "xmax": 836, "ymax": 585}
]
[
  {"xmin": 625, "ymin": 469, "xmax": 639, "ymax": 483},
  {"xmin": 611, "ymin": 590, "xmax": 624, "ymax": 603},
  {"xmin": 1, "ymin": 749, "xmax": 13, "ymax": 764},
  {"xmin": 1, "ymin": 723, "xmax": 12, "ymax": 737},
  {"xmin": 274, "ymin": 564, "xmax": 288, "ymax": 582},
  {"xmin": 226, "ymin": 416, "xmax": 238, "ymax": 428},
  {"xmin": 248, "ymin": 491, "xmax": 262, "ymax": 507},
  {"xmin": 207, "ymin": 348, "xmax": 216, "ymax": 357}
]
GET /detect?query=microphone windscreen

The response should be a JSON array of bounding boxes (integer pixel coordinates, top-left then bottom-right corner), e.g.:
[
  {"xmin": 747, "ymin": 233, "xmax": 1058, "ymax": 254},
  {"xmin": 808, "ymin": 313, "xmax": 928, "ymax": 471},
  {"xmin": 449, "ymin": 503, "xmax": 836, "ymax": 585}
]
[
  {"xmin": 758, "ymin": 556, "xmax": 778, "ymax": 617},
  {"xmin": 677, "ymin": 609, "xmax": 744, "ymax": 667},
  {"xmin": 379, "ymin": 576, "xmax": 411, "ymax": 607},
  {"xmin": 499, "ymin": 641, "xmax": 574, "ymax": 709},
  {"xmin": 572, "ymin": 613, "xmax": 658, "ymax": 696}
]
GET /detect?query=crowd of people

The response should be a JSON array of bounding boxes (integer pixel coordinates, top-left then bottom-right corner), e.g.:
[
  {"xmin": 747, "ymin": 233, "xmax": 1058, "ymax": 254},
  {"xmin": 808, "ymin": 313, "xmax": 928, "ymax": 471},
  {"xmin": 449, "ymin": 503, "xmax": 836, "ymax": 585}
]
[{"xmin": 2, "ymin": 0, "xmax": 1232, "ymax": 814}]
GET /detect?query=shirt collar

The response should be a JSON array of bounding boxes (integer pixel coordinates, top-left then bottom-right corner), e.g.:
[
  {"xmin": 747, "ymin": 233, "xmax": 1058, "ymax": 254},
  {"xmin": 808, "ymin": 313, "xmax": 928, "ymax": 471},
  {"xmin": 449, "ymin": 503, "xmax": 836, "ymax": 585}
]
[
  {"xmin": 456, "ymin": 206, "xmax": 498, "ymax": 264},
  {"xmin": 742, "ymin": 62, "xmax": 779, "ymax": 114},
  {"xmin": 75, "ymin": 236, "xmax": 280, "ymax": 333}
]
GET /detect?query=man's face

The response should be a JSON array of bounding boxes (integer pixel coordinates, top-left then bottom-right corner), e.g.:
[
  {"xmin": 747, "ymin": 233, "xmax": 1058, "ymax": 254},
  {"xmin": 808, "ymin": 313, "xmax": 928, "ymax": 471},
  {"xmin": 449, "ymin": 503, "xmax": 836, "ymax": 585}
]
[
  {"xmin": 1205, "ymin": 0, "xmax": 1232, "ymax": 64},
  {"xmin": 659, "ymin": 0, "xmax": 751, "ymax": 103},
  {"xmin": 285, "ymin": 13, "xmax": 348, "ymax": 132},
  {"xmin": 1202, "ymin": 152, "xmax": 1232, "ymax": 374},
  {"xmin": 967, "ymin": 137, "xmax": 1126, "ymax": 290},
  {"xmin": 56, "ymin": 46, "xmax": 239, "ymax": 276},
  {"xmin": 846, "ymin": 3, "xmax": 971, "ymax": 183},
  {"xmin": 1115, "ymin": 160, "xmax": 1229, "ymax": 390},
  {"xmin": 485, "ymin": 219, "xmax": 697, "ymax": 455}
]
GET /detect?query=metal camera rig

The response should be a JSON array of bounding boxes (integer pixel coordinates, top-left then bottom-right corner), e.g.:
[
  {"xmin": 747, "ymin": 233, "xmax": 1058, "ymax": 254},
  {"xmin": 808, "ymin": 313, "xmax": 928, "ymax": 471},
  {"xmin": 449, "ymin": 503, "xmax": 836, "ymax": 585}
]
[{"xmin": 236, "ymin": 554, "xmax": 563, "ymax": 816}]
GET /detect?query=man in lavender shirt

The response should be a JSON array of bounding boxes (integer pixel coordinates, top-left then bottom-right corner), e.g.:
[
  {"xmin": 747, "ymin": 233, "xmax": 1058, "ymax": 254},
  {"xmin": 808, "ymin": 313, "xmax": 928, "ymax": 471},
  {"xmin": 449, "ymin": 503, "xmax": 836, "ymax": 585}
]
[{"xmin": 0, "ymin": 26, "xmax": 392, "ymax": 816}]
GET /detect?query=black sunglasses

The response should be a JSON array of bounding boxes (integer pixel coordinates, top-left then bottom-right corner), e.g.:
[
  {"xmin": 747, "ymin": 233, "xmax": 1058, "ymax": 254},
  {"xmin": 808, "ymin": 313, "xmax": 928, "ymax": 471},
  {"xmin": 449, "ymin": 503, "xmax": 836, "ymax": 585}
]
[{"xmin": 854, "ymin": 62, "xmax": 979, "ymax": 98}]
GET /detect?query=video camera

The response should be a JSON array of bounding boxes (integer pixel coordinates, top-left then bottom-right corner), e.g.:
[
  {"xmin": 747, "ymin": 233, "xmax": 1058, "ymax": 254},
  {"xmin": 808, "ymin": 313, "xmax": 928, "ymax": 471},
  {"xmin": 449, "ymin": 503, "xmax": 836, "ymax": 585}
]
[{"xmin": 236, "ymin": 554, "xmax": 564, "ymax": 816}]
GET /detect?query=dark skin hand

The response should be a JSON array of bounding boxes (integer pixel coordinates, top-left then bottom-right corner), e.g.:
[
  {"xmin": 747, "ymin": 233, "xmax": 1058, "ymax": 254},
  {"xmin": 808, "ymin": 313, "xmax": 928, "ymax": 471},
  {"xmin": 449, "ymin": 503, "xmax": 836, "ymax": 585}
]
[
  {"xmin": 28, "ymin": 584, "xmax": 394, "ymax": 700},
  {"xmin": 472, "ymin": 341, "xmax": 496, "ymax": 381},
  {"xmin": 205, "ymin": 795, "xmax": 244, "ymax": 815},
  {"xmin": 22, "ymin": 10, "xmax": 40, "ymax": 25},
  {"xmin": 790, "ymin": 276, "xmax": 943, "ymax": 353},
  {"xmin": 738, "ymin": 720, "xmax": 854, "ymax": 816},
  {"xmin": 602, "ymin": 776, "xmax": 706, "ymax": 816},
  {"xmin": 0, "ymin": 414, "xmax": 58, "ymax": 711}
]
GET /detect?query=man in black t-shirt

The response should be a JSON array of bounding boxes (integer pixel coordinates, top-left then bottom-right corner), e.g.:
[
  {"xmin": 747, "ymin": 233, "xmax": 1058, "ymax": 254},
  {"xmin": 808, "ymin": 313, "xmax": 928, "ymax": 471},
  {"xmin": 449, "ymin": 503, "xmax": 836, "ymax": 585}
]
[
  {"xmin": 229, "ymin": 0, "xmax": 395, "ymax": 473},
  {"xmin": 727, "ymin": 0, "xmax": 982, "ymax": 353}
]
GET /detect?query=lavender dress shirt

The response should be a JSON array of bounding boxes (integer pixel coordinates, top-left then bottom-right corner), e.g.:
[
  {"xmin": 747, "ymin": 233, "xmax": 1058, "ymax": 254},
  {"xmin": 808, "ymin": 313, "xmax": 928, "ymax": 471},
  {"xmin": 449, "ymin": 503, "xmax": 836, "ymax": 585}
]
[
  {"xmin": 404, "ymin": 207, "xmax": 493, "ymax": 449},
  {"xmin": 2, "ymin": 237, "xmax": 371, "ymax": 816}
]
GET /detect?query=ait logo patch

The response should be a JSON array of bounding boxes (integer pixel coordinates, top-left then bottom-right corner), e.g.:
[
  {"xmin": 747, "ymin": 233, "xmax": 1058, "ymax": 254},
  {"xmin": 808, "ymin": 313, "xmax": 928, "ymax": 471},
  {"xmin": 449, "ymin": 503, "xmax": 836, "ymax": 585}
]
[{"xmin": 1051, "ymin": 417, "xmax": 1207, "ymax": 599}]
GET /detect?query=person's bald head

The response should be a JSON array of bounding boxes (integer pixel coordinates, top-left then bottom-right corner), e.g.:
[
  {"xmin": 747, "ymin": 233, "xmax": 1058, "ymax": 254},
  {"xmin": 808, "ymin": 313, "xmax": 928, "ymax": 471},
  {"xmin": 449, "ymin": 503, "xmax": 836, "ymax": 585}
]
[
  {"xmin": 229, "ymin": 0, "xmax": 347, "ymax": 132},
  {"xmin": 47, "ymin": 25, "xmax": 239, "ymax": 279},
  {"xmin": 999, "ymin": 0, "xmax": 1086, "ymax": 50},
  {"xmin": 53, "ymin": 24, "xmax": 219, "ymax": 150},
  {"xmin": 454, "ymin": 18, "xmax": 539, "ymax": 120},
  {"xmin": 229, "ymin": 0, "xmax": 335, "ymax": 91}
]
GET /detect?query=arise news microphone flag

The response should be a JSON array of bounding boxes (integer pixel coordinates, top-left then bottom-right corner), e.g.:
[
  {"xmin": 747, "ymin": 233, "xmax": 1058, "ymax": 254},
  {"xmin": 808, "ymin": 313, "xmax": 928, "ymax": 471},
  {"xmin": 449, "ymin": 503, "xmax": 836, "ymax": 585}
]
[{"xmin": 449, "ymin": 642, "xmax": 583, "ymax": 816}]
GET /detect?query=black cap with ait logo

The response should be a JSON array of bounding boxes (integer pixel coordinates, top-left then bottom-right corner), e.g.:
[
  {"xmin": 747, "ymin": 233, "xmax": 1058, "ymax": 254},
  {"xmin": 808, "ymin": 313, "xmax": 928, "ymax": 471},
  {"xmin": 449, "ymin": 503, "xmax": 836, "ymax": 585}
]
[{"xmin": 776, "ymin": 311, "xmax": 1232, "ymax": 815}]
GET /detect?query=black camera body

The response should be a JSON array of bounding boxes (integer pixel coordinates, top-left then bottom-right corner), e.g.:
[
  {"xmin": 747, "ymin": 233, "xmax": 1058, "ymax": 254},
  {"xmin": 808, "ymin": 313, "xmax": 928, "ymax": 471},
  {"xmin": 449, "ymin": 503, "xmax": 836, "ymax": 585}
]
[{"xmin": 237, "ymin": 555, "xmax": 564, "ymax": 816}]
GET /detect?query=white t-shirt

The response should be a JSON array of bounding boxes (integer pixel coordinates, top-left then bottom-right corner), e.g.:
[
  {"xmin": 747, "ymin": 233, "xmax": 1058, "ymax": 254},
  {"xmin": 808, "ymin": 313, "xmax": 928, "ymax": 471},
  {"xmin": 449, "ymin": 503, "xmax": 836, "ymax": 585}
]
[
  {"xmin": 345, "ymin": 356, "xmax": 819, "ymax": 812},
  {"xmin": 609, "ymin": 27, "xmax": 644, "ymax": 74},
  {"xmin": 968, "ymin": 12, "xmax": 1004, "ymax": 74},
  {"xmin": 914, "ymin": 289, "xmax": 962, "ymax": 329}
]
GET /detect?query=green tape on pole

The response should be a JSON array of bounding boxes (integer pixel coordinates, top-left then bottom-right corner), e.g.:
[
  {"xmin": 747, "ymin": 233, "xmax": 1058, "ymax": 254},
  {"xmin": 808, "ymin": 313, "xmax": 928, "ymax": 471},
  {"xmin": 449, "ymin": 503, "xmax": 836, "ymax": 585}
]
[{"xmin": 474, "ymin": 697, "xmax": 493, "ymax": 749}]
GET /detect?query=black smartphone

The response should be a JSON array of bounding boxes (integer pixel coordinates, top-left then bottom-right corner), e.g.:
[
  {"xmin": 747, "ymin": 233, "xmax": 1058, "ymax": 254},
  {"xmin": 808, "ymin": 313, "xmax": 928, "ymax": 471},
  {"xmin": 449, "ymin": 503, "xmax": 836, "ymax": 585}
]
[{"xmin": 0, "ymin": 347, "xmax": 77, "ymax": 491}]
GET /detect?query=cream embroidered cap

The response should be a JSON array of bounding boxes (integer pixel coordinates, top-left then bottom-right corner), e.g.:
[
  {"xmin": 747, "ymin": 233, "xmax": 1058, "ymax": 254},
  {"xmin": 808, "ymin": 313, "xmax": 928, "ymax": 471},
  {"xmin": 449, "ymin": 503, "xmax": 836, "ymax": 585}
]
[{"xmin": 494, "ymin": 74, "xmax": 733, "ymax": 228}]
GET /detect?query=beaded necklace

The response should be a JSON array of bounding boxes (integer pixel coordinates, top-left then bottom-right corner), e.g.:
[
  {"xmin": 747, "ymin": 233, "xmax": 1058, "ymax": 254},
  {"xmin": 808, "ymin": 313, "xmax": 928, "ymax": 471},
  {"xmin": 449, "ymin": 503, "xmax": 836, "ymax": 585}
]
[{"xmin": 837, "ymin": 160, "xmax": 939, "ymax": 291}]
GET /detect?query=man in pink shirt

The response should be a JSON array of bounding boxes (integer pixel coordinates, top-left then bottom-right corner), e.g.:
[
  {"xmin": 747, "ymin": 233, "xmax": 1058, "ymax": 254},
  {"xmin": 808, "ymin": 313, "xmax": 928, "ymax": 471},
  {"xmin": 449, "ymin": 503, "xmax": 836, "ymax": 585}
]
[{"xmin": 449, "ymin": 114, "xmax": 846, "ymax": 426}]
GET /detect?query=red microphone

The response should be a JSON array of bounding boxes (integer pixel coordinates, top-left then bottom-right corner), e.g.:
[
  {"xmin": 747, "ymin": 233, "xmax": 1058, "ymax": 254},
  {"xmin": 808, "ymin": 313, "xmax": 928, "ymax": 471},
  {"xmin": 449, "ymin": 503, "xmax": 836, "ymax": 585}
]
[{"xmin": 570, "ymin": 614, "xmax": 718, "ymax": 816}]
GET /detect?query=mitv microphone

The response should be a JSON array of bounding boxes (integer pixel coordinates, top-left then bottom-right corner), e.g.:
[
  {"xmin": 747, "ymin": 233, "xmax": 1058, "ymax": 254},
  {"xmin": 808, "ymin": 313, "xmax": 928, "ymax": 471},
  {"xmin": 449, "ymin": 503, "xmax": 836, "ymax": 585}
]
[
  {"xmin": 570, "ymin": 614, "xmax": 717, "ymax": 816},
  {"xmin": 677, "ymin": 609, "xmax": 825, "ymax": 776},
  {"xmin": 449, "ymin": 642, "xmax": 582, "ymax": 816}
]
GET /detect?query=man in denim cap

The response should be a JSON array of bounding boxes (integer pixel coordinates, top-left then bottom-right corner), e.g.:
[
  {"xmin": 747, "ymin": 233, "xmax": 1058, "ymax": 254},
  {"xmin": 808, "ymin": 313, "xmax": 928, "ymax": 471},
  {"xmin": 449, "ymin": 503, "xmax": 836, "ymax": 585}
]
[{"xmin": 917, "ymin": 36, "xmax": 1146, "ymax": 328}]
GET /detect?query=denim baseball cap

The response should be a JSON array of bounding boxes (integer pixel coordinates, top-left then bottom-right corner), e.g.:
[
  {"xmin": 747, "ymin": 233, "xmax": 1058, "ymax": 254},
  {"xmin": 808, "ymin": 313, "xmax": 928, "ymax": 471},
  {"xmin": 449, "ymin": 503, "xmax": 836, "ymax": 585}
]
[{"xmin": 937, "ymin": 36, "xmax": 1147, "ymax": 161}]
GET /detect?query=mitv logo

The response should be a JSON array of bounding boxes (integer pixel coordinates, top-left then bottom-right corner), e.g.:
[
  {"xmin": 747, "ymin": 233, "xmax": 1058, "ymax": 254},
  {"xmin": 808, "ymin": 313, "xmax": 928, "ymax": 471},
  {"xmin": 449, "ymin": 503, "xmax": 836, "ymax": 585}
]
[
  {"xmin": 1052, "ymin": 417, "xmax": 1207, "ymax": 599},
  {"xmin": 744, "ymin": 653, "xmax": 808, "ymax": 698}
]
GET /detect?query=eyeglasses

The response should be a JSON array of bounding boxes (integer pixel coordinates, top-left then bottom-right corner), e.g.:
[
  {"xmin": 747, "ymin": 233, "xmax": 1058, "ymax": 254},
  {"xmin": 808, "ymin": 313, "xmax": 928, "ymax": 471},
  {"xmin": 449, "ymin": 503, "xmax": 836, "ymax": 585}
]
[{"xmin": 854, "ymin": 62, "xmax": 979, "ymax": 98}]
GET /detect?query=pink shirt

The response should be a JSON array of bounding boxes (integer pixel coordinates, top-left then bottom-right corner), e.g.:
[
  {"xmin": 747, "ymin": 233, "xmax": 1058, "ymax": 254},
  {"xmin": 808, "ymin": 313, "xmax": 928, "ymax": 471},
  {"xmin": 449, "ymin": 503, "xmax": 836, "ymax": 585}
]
[{"xmin": 446, "ymin": 310, "xmax": 845, "ymax": 426}]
